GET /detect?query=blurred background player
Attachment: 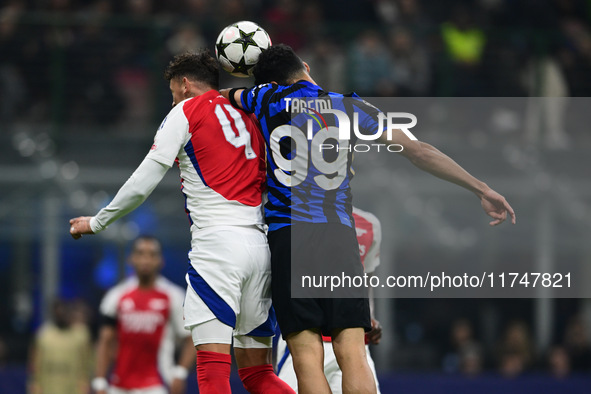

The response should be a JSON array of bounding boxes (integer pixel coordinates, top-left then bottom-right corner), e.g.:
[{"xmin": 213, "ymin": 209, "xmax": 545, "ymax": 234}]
[
  {"xmin": 92, "ymin": 235, "xmax": 193, "ymax": 394},
  {"xmin": 28, "ymin": 298, "xmax": 92, "ymax": 394},
  {"xmin": 276, "ymin": 207, "xmax": 383, "ymax": 393},
  {"xmin": 70, "ymin": 51, "xmax": 293, "ymax": 394}
]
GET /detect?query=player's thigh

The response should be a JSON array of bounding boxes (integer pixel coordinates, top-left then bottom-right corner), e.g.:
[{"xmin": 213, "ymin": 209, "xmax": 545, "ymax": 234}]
[
  {"xmin": 190, "ymin": 317, "xmax": 234, "ymax": 347},
  {"xmin": 235, "ymin": 233, "xmax": 274, "ymax": 337},
  {"xmin": 268, "ymin": 226, "xmax": 326, "ymax": 335},
  {"xmin": 331, "ymin": 327, "xmax": 368, "ymax": 364},
  {"xmin": 285, "ymin": 328, "xmax": 324, "ymax": 364},
  {"xmin": 184, "ymin": 226, "xmax": 263, "ymax": 333}
]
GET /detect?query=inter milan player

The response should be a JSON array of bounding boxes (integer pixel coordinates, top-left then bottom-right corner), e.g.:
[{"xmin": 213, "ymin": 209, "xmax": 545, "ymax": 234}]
[
  {"xmin": 224, "ymin": 44, "xmax": 515, "ymax": 394},
  {"xmin": 276, "ymin": 207, "xmax": 384, "ymax": 393},
  {"xmin": 70, "ymin": 51, "xmax": 293, "ymax": 394},
  {"xmin": 92, "ymin": 236, "xmax": 193, "ymax": 394}
]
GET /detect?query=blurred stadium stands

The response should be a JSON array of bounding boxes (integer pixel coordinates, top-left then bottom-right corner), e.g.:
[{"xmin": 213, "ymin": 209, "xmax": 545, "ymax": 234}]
[{"xmin": 1, "ymin": 0, "xmax": 591, "ymax": 391}]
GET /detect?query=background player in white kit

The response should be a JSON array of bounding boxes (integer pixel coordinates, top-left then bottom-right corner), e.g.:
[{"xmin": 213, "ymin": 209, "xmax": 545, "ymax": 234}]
[
  {"xmin": 92, "ymin": 236, "xmax": 194, "ymax": 394},
  {"xmin": 70, "ymin": 51, "xmax": 293, "ymax": 393},
  {"xmin": 275, "ymin": 207, "xmax": 383, "ymax": 393}
]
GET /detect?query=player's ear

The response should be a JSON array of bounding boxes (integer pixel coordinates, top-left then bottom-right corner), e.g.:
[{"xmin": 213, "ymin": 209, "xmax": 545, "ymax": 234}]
[
  {"xmin": 182, "ymin": 77, "xmax": 190, "ymax": 92},
  {"xmin": 303, "ymin": 61, "xmax": 310, "ymax": 74}
]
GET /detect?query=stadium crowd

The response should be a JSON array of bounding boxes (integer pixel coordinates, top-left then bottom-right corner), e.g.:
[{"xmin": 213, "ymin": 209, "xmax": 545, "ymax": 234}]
[{"xmin": 1, "ymin": 0, "xmax": 591, "ymax": 127}]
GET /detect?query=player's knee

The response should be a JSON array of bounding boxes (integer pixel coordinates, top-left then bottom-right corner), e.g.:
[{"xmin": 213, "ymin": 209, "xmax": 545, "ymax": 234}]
[{"xmin": 332, "ymin": 328, "xmax": 368, "ymax": 368}]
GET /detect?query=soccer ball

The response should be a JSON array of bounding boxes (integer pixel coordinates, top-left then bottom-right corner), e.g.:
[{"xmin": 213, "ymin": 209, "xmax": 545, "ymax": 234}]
[{"xmin": 215, "ymin": 21, "xmax": 272, "ymax": 78}]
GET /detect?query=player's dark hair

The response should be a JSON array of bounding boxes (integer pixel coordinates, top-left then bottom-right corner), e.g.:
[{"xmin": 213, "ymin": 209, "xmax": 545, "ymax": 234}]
[
  {"xmin": 253, "ymin": 44, "xmax": 306, "ymax": 86},
  {"xmin": 164, "ymin": 50, "xmax": 219, "ymax": 89},
  {"xmin": 131, "ymin": 235, "xmax": 161, "ymax": 254}
]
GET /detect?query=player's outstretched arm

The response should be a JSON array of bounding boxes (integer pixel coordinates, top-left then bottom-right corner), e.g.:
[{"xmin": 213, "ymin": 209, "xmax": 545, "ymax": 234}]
[
  {"xmin": 393, "ymin": 134, "xmax": 516, "ymax": 226},
  {"xmin": 92, "ymin": 325, "xmax": 117, "ymax": 394},
  {"xmin": 69, "ymin": 158, "xmax": 169, "ymax": 239},
  {"xmin": 170, "ymin": 336, "xmax": 196, "ymax": 394}
]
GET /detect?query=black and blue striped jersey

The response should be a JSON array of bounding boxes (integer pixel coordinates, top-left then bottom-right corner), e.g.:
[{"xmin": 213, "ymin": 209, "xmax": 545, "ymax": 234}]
[{"xmin": 240, "ymin": 80, "xmax": 381, "ymax": 231}]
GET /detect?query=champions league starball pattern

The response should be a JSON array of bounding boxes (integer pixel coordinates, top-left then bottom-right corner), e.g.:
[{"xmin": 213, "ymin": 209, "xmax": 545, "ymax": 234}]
[{"xmin": 215, "ymin": 21, "xmax": 272, "ymax": 78}]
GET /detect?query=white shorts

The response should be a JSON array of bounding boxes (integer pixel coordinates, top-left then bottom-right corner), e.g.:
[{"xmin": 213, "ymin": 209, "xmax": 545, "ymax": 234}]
[
  {"xmin": 184, "ymin": 225, "xmax": 274, "ymax": 345},
  {"xmin": 276, "ymin": 339, "xmax": 380, "ymax": 394},
  {"xmin": 109, "ymin": 385, "xmax": 167, "ymax": 394}
]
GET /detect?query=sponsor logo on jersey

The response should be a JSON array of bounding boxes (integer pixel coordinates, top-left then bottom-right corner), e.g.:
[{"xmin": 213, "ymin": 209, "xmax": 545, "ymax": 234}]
[
  {"xmin": 148, "ymin": 298, "xmax": 168, "ymax": 311},
  {"xmin": 120, "ymin": 310, "xmax": 165, "ymax": 333}
]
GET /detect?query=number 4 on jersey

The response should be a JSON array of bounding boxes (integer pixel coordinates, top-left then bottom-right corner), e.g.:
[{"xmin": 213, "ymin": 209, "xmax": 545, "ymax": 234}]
[{"xmin": 214, "ymin": 104, "xmax": 257, "ymax": 159}]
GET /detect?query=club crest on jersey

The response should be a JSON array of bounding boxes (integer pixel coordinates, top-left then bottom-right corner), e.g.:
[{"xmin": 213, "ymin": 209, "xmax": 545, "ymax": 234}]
[{"xmin": 121, "ymin": 298, "xmax": 135, "ymax": 311}]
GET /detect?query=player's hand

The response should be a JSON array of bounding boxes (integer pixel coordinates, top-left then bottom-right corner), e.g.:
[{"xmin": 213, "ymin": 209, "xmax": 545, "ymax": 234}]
[
  {"xmin": 480, "ymin": 188, "xmax": 516, "ymax": 226},
  {"xmin": 69, "ymin": 216, "xmax": 94, "ymax": 239},
  {"xmin": 170, "ymin": 377, "xmax": 186, "ymax": 394},
  {"xmin": 367, "ymin": 319, "xmax": 382, "ymax": 345}
]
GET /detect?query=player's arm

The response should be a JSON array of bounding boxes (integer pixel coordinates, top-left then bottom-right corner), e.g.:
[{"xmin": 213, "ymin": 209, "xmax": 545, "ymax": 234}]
[
  {"xmin": 220, "ymin": 88, "xmax": 247, "ymax": 110},
  {"xmin": 388, "ymin": 132, "xmax": 516, "ymax": 226},
  {"xmin": 92, "ymin": 323, "xmax": 117, "ymax": 394},
  {"xmin": 363, "ymin": 212, "xmax": 382, "ymax": 345},
  {"xmin": 170, "ymin": 337, "xmax": 196, "ymax": 394},
  {"xmin": 169, "ymin": 286, "xmax": 195, "ymax": 394},
  {"xmin": 70, "ymin": 104, "xmax": 188, "ymax": 239},
  {"xmin": 221, "ymin": 84, "xmax": 277, "ymax": 115},
  {"xmin": 69, "ymin": 157, "xmax": 169, "ymax": 238},
  {"xmin": 366, "ymin": 284, "xmax": 382, "ymax": 345}
]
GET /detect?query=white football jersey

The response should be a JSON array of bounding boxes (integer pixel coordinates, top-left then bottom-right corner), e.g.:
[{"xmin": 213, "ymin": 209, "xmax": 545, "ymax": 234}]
[{"xmin": 146, "ymin": 90, "xmax": 266, "ymax": 233}]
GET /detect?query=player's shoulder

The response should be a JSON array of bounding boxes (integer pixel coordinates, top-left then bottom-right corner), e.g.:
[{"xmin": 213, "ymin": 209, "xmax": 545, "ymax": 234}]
[
  {"xmin": 157, "ymin": 97, "xmax": 192, "ymax": 132},
  {"xmin": 353, "ymin": 206, "xmax": 380, "ymax": 226},
  {"xmin": 103, "ymin": 276, "xmax": 139, "ymax": 300},
  {"xmin": 249, "ymin": 80, "xmax": 314, "ymax": 99},
  {"xmin": 155, "ymin": 276, "xmax": 185, "ymax": 298},
  {"xmin": 36, "ymin": 322, "xmax": 54, "ymax": 338},
  {"xmin": 250, "ymin": 82, "xmax": 277, "ymax": 94},
  {"xmin": 176, "ymin": 90, "xmax": 222, "ymax": 116}
]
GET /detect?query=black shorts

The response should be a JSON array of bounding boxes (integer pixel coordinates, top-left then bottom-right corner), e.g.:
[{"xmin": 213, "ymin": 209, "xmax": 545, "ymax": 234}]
[{"xmin": 268, "ymin": 223, "xmax": 371, "ymax": 337}]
